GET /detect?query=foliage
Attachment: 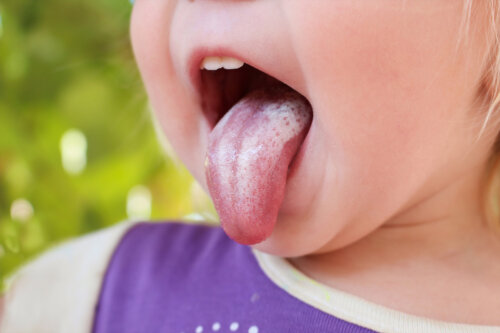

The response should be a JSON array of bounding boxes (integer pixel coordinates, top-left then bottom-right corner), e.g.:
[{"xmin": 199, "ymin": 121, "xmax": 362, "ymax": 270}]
[{"xmin": 0, "ymin": 0, "xmax": 214, "ymax": 292}]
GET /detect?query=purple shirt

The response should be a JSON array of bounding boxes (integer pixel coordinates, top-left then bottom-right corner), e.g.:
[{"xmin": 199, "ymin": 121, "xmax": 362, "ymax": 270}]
[{"xmin": 92, "ymin": 221, "xmax": 375, "ymax": 333}]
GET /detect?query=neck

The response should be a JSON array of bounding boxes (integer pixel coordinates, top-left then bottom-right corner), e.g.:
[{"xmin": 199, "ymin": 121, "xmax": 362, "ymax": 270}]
[
  {"xmin": 380, "ymin": 161, "xmax": 491, "ymax": 256},
  {"xmin": 289, "ymin": 160, "xmax": 500, "ymax": 324}
]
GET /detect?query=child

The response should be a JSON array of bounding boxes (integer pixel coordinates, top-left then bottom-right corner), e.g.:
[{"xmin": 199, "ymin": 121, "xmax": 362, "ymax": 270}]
[{"xmin": 3, "ymin": 0, "xmax": 500, "ymax": 332}]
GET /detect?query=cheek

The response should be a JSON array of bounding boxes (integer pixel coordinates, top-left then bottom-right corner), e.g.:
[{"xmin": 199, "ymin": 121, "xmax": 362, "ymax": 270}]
[
  {"xmin": 279, "ymin": 1, "xmax": 489, "ymax": 245},
  {"xmin": 131, "ymin": 1, "xmax": 208, "ymax": 182},
  {"xmin": 287, "ymin": 1, "xmax": 480, "ymax": 185}
]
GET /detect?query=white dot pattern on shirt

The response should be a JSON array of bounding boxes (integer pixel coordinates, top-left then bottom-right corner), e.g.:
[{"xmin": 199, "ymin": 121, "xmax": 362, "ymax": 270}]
[
  {"xmin": 248, "ymin": 326, "xmax": 259, "ymax": 333},
  {"xmin": 181, "ymin": 322, "xmax": 259, "ymax": 333}
]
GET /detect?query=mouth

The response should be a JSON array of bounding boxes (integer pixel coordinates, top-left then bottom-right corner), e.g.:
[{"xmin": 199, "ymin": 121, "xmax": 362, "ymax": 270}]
[
  {"xmin": 197, "ymin": 57, "xmax": 302, "ymax": 129},
  {"xmin": 195, "ymin": 55, "xmax": 314, "ymax": 245}
]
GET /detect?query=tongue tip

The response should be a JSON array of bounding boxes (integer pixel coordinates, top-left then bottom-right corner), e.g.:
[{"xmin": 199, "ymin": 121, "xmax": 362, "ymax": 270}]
[
  {"xmin": 221, "ymin": 221, "xmax": 272, "ymax": 245},
  {"xmin": 229, "ymin": 235, "xmax": 267, "ymax": 246}
]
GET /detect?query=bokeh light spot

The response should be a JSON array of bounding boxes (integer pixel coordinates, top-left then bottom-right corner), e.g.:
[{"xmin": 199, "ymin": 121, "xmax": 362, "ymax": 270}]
[
  {"xmin": 60, "ymin": 129, "xmax": 88, "ymax": 175},
  {"xmin": 10, "ymin": 198, "xmax": 34, "ymax": 223},
  {"xmin": 127, "ymin": 185, "xmax": 152, "ymax": 219}
]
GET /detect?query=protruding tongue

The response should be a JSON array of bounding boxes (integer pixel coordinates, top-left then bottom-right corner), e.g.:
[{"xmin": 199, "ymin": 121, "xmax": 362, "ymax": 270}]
[{"xmin": 205, "ymin": 85, "xmax": 312, "ymax": 245}]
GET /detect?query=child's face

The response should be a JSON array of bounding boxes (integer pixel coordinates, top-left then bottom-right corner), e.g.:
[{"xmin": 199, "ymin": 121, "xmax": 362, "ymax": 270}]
[{"xmin": 131, "ymin": 1, "xmax": 493, "ymax": 256}]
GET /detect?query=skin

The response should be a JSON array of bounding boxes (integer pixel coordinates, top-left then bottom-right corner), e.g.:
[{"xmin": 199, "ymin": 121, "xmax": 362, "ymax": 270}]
[{"xmin": 131, "ymin": 0, "xmax": 500, "ymax": 325}]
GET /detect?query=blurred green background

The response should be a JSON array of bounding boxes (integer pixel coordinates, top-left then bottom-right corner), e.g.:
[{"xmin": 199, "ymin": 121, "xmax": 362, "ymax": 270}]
[{"xmin": 0, "ymin": 0, "xmax": 215, "ymax": 292}]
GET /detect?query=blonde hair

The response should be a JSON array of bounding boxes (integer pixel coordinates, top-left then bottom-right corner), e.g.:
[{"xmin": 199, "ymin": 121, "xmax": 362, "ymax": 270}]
[{"xmin": 474, "ymin": 1, "xmax": 500, "ymax": 231}]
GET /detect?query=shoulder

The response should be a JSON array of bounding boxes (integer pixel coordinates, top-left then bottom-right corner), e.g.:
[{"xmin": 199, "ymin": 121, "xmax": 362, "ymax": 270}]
[
  {"xmin": 93, "ymin": 222, "xmax": 259, "ymax": 333},
  {"xmin": 0, "ymin": 219, "xmax": 141, "ymax": 333}
]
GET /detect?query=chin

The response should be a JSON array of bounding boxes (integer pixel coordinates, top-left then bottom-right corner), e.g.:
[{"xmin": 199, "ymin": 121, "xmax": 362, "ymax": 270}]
[{"xmin": 249, "ymin": 217, "xmax": 337, "ymax": 258}]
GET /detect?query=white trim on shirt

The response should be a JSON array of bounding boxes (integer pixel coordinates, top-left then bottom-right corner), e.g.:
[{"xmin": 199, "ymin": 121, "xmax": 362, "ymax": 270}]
[{"xmin": 252, "ymin": 248, "xmax": 500, "ymax": 333}]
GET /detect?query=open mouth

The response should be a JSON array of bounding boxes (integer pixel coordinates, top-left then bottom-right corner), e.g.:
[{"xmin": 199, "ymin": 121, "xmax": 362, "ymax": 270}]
[
  {"xmin": 199, "ymin": 56, "xmax": 313, "ymax": 245},
  {"xmin": 199, "ymin": 62, "xmax": 303, "ymax": 129}
]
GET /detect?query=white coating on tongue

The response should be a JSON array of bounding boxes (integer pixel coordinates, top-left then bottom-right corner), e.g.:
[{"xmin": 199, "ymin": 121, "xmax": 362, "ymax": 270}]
[{"xmin": 206, "ymin": 86, "xmax": 312, "ymax": 245}]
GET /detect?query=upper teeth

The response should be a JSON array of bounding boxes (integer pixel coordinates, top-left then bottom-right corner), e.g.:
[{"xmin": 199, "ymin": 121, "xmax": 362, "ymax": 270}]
[{"xmin": 200, "ymin": 56, "xmax": 245, "ymax": 71}]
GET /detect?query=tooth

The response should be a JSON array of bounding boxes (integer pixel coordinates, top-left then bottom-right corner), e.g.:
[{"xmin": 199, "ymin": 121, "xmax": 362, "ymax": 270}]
[
  {"xmin": 222, "ymin": 57, "xmax": 244, "ymax": 70},
  {"xmin": 200, "ymin": 56, "xmax": 245, "ymax": 71},
  {"xmin": 200, "ymin": 57, "xmax": 223, "ymax": 71}
]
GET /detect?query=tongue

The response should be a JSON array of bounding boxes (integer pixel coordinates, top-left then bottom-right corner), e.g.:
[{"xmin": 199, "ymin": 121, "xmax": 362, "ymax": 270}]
[{"xmin": 205, "ymin": 85, "xmax": 312, "ymax": 245}]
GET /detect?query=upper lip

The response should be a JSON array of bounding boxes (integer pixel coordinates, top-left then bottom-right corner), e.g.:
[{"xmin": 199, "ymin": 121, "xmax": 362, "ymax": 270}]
[
  {"xmin": 185, "ymin": 48, "xmax": 309, "ymax": 111},
  {"xmin": 169, "ymin": 2, "xmax": 310, "ymax": 127},
  {"xmin": 187, "ymin": 47, "xmax": 254, "ymax": 106}
]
